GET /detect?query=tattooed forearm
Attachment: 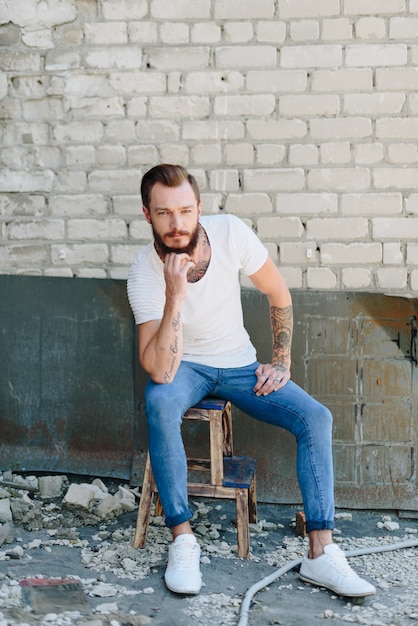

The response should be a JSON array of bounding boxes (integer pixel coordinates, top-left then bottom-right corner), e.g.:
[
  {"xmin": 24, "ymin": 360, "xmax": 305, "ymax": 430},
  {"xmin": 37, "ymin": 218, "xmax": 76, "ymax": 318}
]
[
  {"xmin": 271, "ymin": 304, "xmax": 293, "ymax": 368},
  {"xmin": 164, "ymin": 314, "xmax": 181, "ymax": 383}
]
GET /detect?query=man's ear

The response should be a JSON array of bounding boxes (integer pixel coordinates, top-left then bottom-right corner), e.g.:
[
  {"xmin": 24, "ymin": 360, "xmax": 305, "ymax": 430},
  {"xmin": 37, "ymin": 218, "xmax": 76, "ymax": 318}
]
[{"xmin": 143, "ymin": 206, "xmax": 151, "ymax": 224}]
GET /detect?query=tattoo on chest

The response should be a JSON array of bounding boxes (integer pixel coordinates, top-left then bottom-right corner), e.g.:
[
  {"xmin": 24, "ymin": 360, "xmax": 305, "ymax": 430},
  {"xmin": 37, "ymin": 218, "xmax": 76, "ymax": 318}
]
[{"xmin": 187, "ymin": 260, "xmax": 209, "ymax": 283}]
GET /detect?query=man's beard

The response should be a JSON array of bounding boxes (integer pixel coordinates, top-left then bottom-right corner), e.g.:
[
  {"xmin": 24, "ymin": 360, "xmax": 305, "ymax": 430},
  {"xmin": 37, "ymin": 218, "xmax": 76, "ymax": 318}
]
[{"xmin": 152, "ymin": 222, "xmax": 200, "ymax": 258}]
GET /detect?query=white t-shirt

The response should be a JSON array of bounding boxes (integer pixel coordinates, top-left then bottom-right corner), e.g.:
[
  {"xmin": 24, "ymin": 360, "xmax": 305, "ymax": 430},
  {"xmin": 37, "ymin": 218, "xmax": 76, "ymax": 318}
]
[{"xmin": 127, "ymin": 214, "xmax": 268, "ymax": 368}]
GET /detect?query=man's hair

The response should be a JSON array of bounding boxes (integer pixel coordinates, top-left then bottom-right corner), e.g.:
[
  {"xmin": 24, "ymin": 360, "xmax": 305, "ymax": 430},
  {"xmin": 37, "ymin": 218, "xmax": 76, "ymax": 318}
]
[{"xmin": 141, "ymin": 164, "xmax": 200, "ymax": 209}]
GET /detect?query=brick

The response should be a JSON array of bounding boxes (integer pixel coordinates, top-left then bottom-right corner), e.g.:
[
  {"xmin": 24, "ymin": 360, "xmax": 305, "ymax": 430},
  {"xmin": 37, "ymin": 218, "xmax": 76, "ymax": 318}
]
[
  {"xmin": 84, "ymin": 22, "xmax": 127, "ymax": 44},
  {"xmin": 214, "ymin": 94, "xmax": 275, "ymax": 116},
  {"xmin": 111, "ymin": 244, "xmax": 142, "ymax": 265},
  {"xmin": 341, "ymin": 268, "xmax": 373, "ymax": 289},
  {"xmin": 354, "ymin": 143, "xmax": 384, "ymax": 164},
  {"xmin": 191, "ymin": 22, "xmax": 221, "ymax": 43},
  {"xmin": 344, "ymin": 0, "xmax": 406, "ymax": 15},
  {"xmin": 355, "ymin": 17, "xmax": 386, "ymax": 39},
  {"xmin": 8, "ymin": 245, "xmax": 48, "ymax": 266},
  {"xmin": 149, "ymin": 96, "xmax": 209, "ymax": 119},
  {"xmin": 276, "ymin": 193, "xmax": 337, "ymax": 214},
  {"xmin": 0, "ymin": 169, "xmax": 54, "ymax": 193},
  {"xmin": 373, "ymin": 217, "xmax": 418, "ymax": 239},
  {"xmin": 389, "ymin": 16, "xmax": 418, "ymax": 38},
  {"xmin": 214, "ymin": 0, "xmax": 275, "ymax": 19},
  {"xmin": 83, "ymin": 46, "xmax": 142, "ymax": 70},
  {"xmin": 310, "ymin": 118, "xmax": 372, "ymax": 139},
  {"xmin": 387, "ymin": 143, "xmax": 418, "ymax": 164},
  {"xmin": 247, "ymin": 69, "xmax": 307, "ymax": 93},
  {"xmin": 411, "ymin": 269, "xmax": 418, "ymax": 291},
  {"xmin": 279, "ymin": 0, "xmax": 340, "ymax": 18},
  {"xmin": 216, "ymin": 46, "xmax": 276, "ymax": 68},
  {"xmin": 312, "ymin": 68, "xmax": 372, "ymax": 92},
  {"xmin": 306, "ymin": 217, "xmax": 369, "ymax": 240},
  {"xmin": 183, "ymin": 120, "xmax": 244, "ymax": 140},
  {"xmin": 256, "ymin": 21, "xmax": 286, "ymax": 43},
  {"xmin": 376, "ymin": 117, "xmax": 418, "ymax": 140},
  {"xmin": 192, "ymin": 143, "xmax": 222, "ymax": 165},
  {"xmin": 136, "ymin": 120, "xmax": 180, "ymax": 142},
  {"xmin": 224, "ymin": 193, "xmax": 272, "ymax": 215},
  {"xmin": 289, "ymin": 20, "xmax": 320, "ymax": 41},
  {"xmin": 88, "ymin": 170, "xmax": 140, "ymax": 194},
  {"xmin": 279, "ymin": 267, "xmax": 303, "ymax": 288},
  {"xmin": 152, "ymin": 0, "xmax": 211, "ymax": 19},
  {"xmin": 125, "ymin": 97, "xmax": 147, "ymax": 118},
  {"xmin": 223, "ymin": 22, "xmax": 254, "ymax": 43},
  {"xmin": 45, "ymin": 49, "xmax": 80, "ymax": 71},
  {"xmin": 308, "ymin": 168, "xmax": 370, "ymax": 191},
  {"xmin": 0, "ymin": 50, "xmax": 41, "ymax": 72},
  {"xmin": 280, "ymin": 242, "xmax": 318, "ymax": 264},
  {"xmin": 53, "ymin": 121, "xmax": 103, "ymax": 143},
  {"xmin": 321, "ymin": 243, "xmax": 382, "ymax": 264},
  {"xmin": 8, "ymin": 219, "xmax": 64, "ymax": 240},
  {"xmin": 407, "ymin": 243, "xmax": 418, "ymax": 264},
  {"xmin": 0, "ymin": 194, "xmax": 46, "ymax": 217},
  {"xmin": 160, "ymin": 22, "xmax": 189, "ymax": 45},
  {"xmin": 383, "ymin": 242, "xmax": 403, "ymax": 264},
  {"xmin": 102, "ymin": 0, "xmax": 147, "ymax": 20},
  {"xmin": 344, "ymin": 93, "xmax": 405, "ymax": 115},
  {"xmin": 105, "ymin": 120, "xmax": 136, "ymax": 143},
  {"xmin": 159, "ymin": 143, "xmax": 189, "ymax": 164},
  {"xmin": 113, "ymin": 196, "xmax": 142, "ymax": 217},
  {"xmin": 147, "ymin": 47, "xmax": 209, "ymax": 70},
  {"xmin": 68, "ymin": 219, "xmax": 126, "ymax": 240},
  {"xmin": 128, "ymin": 21, "xmax": 158, "ymax": 44},
  {"xmin": 322, "ymin": 18, "xmax": 353, "ymax": 40},
  {"xmin": 185, "ymin": 71, "xmax": 244, "ymax": 95},
  {"xmin": 247, "ymin": 119, "xmax": 307, "ymax": 140},
  {"xmin": 373, "ymin": 168, "xmax": 418, "ymax": 190},
  {"xmin": 64, "ymin": 145, "xmax": 95, "ymax": 168},
  {"xmin": 244, "ymin": 168, "xmax": 305, "ymax": 192},
  {"xmin": 50, "ymin": 195, "xmax": 108, "ymax": 217},
  {"xmin": 375, "ymin": 67, "xmax": 418, "ymax": 90},
  {"xmin": 346, "ymin": 44, "xmax": 407, "ymax": 67},
  {"xmin": 280, "ymin": 94, "xmax": 339, "ymax": 117},
  {"xmin": 97, "ymin": 145, "xmax": 126, "ymax": 167},
  {"xmin": 129, "ymin": 221, "xmax": 153, "ymax": 240},
  {"xmin": 341, "ymin": 193, "xmax": 402, "ymax": 216},
  {"xmin": 51, "ymin": 243, "xmax": 109, "ymax": 265},
  {"xmin": 257, "ymin": 216, "xmax": 304, "ymax": 239},
  {"xmin": 320, "ymin": 142, "xmax": 350, "ymax": 164},
  {"xmin": 200, "ymin": 192, "xmax": 223, "ymax": 213},
  {"xmin": 209, "ymin": 169, "xmax": 239, "ymax": 192},
  {"xmin": 306, "ymin": 267, "xmax": 337, "ymax": 289},
  {"xmin": 288, "ymin": 144, "xmax": 319, "ymax": 165},
  {"xmin": 256, "ymin": 144, "xmax": 286, "ymax": 165},
  {"xmin": 406, "ymin": 194, "xmax": 418, "ymax": 214},
  {"xmin": 377, "ymin": 267, "xmax": 408, "ymax": 289},
  {"xmin": 127, "ymin": 145, "xmax": 159, "ymax": 165},
  {"xmin": 281, "ymin": 45, "xmax": 342, "ymax": 68}
]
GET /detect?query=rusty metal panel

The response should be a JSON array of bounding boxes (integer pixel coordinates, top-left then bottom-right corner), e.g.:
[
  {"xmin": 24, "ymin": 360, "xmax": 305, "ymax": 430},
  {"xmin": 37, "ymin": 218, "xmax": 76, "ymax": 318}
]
[
  {"xmin": 0, "ymin": 275, "xmax": 137, "ymax": 479},
  {"xmin": 1, "ymin": 276, "xmax": 417, "ymax": 511}
]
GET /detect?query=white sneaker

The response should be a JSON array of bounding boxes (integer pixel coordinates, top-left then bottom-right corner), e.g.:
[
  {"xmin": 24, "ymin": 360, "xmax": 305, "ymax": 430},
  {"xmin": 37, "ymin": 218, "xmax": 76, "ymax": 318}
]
[
  {"xmin": 164, "ymin": 534, "xmax": 202, "ymax": 595},
  {"xmin": 299, "ymin": 543, "xmax": 376, "ymax": 598}
]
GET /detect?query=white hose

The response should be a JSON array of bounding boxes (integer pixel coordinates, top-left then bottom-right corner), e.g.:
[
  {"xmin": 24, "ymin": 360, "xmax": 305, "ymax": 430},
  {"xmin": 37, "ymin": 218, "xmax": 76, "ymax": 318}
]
[{"xmin": 237, "ymin": 539, "xmax": 418, "ymax": 626}]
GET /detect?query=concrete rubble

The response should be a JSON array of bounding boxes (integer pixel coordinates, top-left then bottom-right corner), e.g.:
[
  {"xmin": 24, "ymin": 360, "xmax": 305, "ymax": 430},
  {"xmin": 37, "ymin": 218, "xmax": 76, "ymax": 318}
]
[{"xmin": 0, "ymin": 470, "xmax": 418, "ymax": 626}]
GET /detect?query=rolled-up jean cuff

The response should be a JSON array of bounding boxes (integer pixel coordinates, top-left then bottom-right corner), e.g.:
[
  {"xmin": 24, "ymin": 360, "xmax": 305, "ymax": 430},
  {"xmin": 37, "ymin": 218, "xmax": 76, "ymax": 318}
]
[
  {"xmin": 165, "ymin": 508, "xmax": 193, "ymax": 529},
  {"xmin": 306, "ymin": 520, "xmax": 335, "ymax": 533}
]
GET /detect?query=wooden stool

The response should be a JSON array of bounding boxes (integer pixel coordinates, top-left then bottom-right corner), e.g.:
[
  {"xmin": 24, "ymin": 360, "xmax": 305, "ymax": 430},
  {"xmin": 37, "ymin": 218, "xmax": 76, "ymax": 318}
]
[{"xmin": 133, "ymin": 397, "xmax": 257, "ymax": 558}]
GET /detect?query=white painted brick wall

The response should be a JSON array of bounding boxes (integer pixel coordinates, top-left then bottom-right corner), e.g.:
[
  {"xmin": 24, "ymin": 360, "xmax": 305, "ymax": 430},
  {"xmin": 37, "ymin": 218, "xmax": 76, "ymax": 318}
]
[{"xmin": 0, "ymin": 0, "xmax": 417, "ymax": 293}]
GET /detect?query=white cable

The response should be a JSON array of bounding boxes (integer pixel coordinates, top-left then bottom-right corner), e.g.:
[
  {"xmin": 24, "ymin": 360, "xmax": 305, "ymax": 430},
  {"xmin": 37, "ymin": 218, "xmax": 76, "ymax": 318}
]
[{"xmin": 237, "ymin": 539, "xmax": 418, "ymax": 626}]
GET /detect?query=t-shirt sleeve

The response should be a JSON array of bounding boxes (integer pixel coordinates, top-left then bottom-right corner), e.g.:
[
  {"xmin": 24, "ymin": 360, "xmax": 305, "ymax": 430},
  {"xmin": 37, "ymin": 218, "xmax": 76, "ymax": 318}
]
[
  {"xmin": 230, "ymin": 215, "xmax": 269, "ymax": 276},
  {"xmin": 127, "ymin": 252, "xmax": 165, "ymax": 325}
]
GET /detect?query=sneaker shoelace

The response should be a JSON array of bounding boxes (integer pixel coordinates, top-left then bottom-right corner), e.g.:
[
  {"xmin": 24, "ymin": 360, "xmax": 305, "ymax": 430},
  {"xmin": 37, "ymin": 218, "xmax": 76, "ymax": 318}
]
[
  {"xmin": 172, "ymin": 543, "xmax": 198, "ymax": 570},
  {"xmin": 328, "ymin": 549, "xmax": 358, "ymax": 578}
]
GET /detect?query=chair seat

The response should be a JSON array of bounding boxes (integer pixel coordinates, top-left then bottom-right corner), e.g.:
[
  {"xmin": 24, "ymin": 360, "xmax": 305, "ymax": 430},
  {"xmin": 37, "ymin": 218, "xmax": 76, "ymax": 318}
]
[{"xmin": 222, "ymin": 456, "xmax": 257, "ymax": 489}]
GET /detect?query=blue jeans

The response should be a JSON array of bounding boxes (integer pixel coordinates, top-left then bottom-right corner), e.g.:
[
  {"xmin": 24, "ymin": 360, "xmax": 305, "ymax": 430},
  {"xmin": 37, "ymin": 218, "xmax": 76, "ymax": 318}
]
[{"xmin": 145, "ymin": 361, "xmax": 335, "ymax": 534}]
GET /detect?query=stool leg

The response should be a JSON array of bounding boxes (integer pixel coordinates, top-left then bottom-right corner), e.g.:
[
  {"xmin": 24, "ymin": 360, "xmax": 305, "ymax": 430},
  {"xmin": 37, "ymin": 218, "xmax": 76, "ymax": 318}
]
[
  {"xmin": 133, "ymin": 453, "xmax": 155, "ymax": 549},
  {"xmin": 209, "ymin": 408, "xmax": 224, "ymax": 485},
  {"xmin": 222, "ymin": 402, "xmax": 233, "ymax": 457},
  {"xmin": 235, "ymin": 488, "xmax": 250, "ymax": 559},
  {"xmin": 248, "ymin": 475, "xmax": 257, "ymax": 524}
]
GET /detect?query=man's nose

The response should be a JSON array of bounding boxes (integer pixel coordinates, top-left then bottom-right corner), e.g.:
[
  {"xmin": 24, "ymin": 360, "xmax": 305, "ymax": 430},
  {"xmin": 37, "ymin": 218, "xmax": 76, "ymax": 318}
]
[{"xmin": 170, "ymin": 213, "xmax": 182, "ymax": 229}]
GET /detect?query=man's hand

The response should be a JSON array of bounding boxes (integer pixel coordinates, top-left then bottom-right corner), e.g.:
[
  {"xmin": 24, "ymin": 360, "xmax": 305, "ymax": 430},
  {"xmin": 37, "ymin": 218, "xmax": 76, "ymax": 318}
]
[
  {"xmin": 253, "ymin": 363, "xmax": 290, "ymax": 396},
  {"xmin": 164, "ymin": 252, "xmax": 195, "ymax": 300}
]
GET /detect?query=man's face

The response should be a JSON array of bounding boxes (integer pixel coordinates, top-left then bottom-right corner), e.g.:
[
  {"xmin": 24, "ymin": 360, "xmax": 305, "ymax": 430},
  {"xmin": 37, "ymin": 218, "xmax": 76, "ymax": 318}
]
[{"xmin": 143, "ymin": 180, "xmax": 202, "ymax": 257}]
